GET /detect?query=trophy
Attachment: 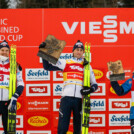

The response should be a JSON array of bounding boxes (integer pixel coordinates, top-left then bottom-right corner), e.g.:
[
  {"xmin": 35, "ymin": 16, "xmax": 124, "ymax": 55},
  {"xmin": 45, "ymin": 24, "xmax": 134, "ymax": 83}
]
[
  {"xmin": 107, "ymin": 60, "xmax": 125, "ymax": 81},
  {"xmin": 37, "ymin": 35, "xmax": 66, "ymax": 64}
]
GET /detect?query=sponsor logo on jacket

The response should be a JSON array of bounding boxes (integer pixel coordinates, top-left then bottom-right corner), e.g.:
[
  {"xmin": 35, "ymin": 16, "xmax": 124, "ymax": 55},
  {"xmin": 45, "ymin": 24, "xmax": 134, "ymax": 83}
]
[{"xmin": 70, "ymin": 65, "xmax": 83, "ymax": 71}]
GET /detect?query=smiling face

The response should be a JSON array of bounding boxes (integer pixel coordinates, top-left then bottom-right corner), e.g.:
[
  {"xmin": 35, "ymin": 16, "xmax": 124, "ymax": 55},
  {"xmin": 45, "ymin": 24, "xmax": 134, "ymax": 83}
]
[
  {"xmin": 0, "ymin": 47, "xmax": 10, "ymax": 57},
  {"xmin": 73, "ymin": 48, "xmax": 84, "ymax": 59}
]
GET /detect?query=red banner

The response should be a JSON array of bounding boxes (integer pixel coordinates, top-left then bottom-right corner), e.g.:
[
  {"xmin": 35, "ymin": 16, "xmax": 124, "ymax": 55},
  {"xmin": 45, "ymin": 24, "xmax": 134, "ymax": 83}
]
[{"xmin": 0, "ymin": 8, "xmax": 133, "ymax": 133}]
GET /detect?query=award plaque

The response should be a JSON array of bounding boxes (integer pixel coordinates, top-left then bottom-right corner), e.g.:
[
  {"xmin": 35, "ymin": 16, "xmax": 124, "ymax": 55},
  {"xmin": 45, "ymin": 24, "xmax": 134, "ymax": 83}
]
[
  {"xmin": 107, "ymin": 60, "xmax": 125, "ymax": 81},
  {"xmin": 37, "ymin": 35, "xmax": 66, "ymax": 64}
]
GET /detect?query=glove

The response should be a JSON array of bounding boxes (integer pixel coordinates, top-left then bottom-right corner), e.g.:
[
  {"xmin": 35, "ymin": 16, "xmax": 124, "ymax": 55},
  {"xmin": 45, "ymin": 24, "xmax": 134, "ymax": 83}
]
[
  {"xmin": 130, "ymin": 106, "xmax": 134, "ymax": 120},
  {"xmin": 39, "ymin": 42, "xmax": 46, "ymax": 49},
  {"xmin": 80, "ymin": 86, "xmax": 94, "ymax": 95},
  {"xmin": 8, "ymin": 96, "xmax": 17, "ymax": 112},
  {"xmin": 83, "ymin": 58, "xmax": 89, "ymax": 66}
]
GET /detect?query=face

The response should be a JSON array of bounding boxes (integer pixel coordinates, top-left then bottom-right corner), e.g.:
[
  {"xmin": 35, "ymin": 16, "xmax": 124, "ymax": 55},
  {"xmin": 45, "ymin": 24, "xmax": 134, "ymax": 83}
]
[
  {"xmin": 73, "ymin": 48, "xmax": 84, "ymax": 59},
  {"xmin": 0, "ymin": 47, "xmax": 9, "ymax": 57}
]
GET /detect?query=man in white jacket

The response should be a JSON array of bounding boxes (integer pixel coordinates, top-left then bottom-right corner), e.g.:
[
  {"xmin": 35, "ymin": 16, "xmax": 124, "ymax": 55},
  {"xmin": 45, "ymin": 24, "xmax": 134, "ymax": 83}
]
[
  {"xmin": 40, "ymin": 40, "xmax": 98, "ymax": 134},
  {"xmin": 0, "ymin": 40, "xmax": 24, "ymax": 134}
]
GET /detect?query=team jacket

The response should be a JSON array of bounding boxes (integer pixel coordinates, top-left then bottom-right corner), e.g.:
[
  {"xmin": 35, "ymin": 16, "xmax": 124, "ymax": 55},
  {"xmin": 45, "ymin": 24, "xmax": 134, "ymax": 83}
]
[
  {"xmin": 111, "ymin": 78, "xmax": 133, "ymax": 96},
  {"xmin": 43, "ymin": 57, "xmax": 98, "ymax": 98},
  {"xmin": 0, "ymin": 59, "xmax": 24, "ymax": 101},
  {"xmin": 111, "ymin": 76, "xmax": 134, "ymax": 119}
]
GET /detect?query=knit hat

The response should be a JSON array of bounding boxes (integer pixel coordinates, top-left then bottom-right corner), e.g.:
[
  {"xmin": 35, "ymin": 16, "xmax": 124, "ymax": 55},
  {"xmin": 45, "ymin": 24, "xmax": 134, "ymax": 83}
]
[
  {"xmin": 0, "ymin": 40, "xmax": 10, "ymax": 49},
  {"xmin": 72, "ymin": 40, "xmax": 84, "ymax": 51}
]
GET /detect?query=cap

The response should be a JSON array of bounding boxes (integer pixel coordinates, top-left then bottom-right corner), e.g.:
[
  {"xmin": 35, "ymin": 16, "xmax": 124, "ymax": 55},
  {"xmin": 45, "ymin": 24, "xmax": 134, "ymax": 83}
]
[
  {"xmin": 0, "ymin": 40, "xmax": 10, "ymax": 49},
  {"xmin": 72, "ymin": 40, "xmax": 84, "ymax": 51}
]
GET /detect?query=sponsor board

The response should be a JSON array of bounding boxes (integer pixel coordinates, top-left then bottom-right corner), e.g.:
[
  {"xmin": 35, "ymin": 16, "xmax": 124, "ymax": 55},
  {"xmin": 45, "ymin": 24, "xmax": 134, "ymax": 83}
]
[
  {"xmin": 124, "ymin": 69, "xmax": 133, "ymax": 79},
  {"xmin": 17, "ymin": 101, "xmax": 21, "ymax": 111},
  {"xmin": 16, "ymin": 115, "xmax": 23, "ymax": 128},
  {"xmin": 89, "ymin": 114, "xmax": 105, "ymax": 127},
  {"xmin": 28, "ymin": 116, "xmax": 48, "ymax": 127},
  {"xmin": 91, "ymin": 99, "xmax": 106, "ymax": 111},
  {"xmin": 109, "ymin": 114, "xmax": 130, "ymax": 126},
  {"xmin": 26, "ymin": 84, "xmax": 50, "ymax": 96},
  {"xmin": 53, "ymin": 83, "xmax": 63, "ymax": 96},
  {"xmin": 91, "ymin": 83, "xmax": 106, "ymax": 96},
  {"xmin": 27, "ymin": 131, "xmax": 51, "ymax": 134},
  {"xmin": 53, "ymin": 71, "xmax": 63, "ymax": 81},
  {"xmin": 53, "ymin": 99, "xmax": 60, "ymax": 111},
  {"xmin": 26, "ymin": 98, "xmax": 51, "ymax": 111},
  {"xmin": 0, "ymin": 115, "xmax": 23, "ymax": 128},
  {"xmin": 88, "ymin": 129, "xmax": 106, "ymax": 134},
  {"xmin": 109, "ymin": 129, "xmax": 131, "ymax": 134},
  {"xmin": 25, "ymin": 68, "xmax": 50, "ymax": 81},
  {"xmin": 93, "ymin": 69, "xmax": 104, "ymax": 80},
  {"xmin": 0, "ymin": 130, "xmax": 23, "ymax": 134},
  {"xmin": 110, "ymin": 86, "xmax": 116, "ymax": 94},
  {"xmin": 109, "ymin": 99, "xmax": 131, "ymax": 111},
  {"xmin": 26, "ymin": 113, "xmax": 50, "ymax": 129}
]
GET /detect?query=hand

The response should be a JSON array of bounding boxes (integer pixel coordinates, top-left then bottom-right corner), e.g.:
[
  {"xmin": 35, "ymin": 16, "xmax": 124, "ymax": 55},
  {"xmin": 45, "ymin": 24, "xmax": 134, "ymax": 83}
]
[
  {"xmin": 8, "ymin": 96, "xmax": 17, "ymax": 112},
  {"xmin": 130, "ymin": 106, "xmax": 134, "ymax": 120},
  {"xmin": 39, "ymin": 42, "xmax": 46, "ymax": 49},
  {"xmin": 83, "ymin": 58, "xmax": 89, "ymax": 66},
  {"xmin": 80, "ymin": 86, "xmax": 94, "ymax": 95}
]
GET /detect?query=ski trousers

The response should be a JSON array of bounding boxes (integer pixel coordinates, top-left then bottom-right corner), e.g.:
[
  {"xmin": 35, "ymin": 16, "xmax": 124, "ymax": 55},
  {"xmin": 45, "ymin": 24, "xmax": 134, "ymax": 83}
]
[
  {"xmin": 0, "ymin": 101, "xmax": 10, "ymax": 134},
  {"xmin": 58, "ymin": 96, "xmax": 82, "ymax": 134}
]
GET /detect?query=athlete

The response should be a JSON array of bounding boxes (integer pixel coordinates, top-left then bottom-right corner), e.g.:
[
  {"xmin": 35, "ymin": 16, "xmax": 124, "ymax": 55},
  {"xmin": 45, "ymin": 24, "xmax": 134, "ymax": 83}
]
[
  {"xmin": 108, "ymin": 71, "xmax": 134, "ymax": 133},
  {"xmin": 0, "ymin": 40, "xmax": 24, "ymax": 134},
  {"xmin": 40, "ymin": 40, "xmax": 98, "ymax": 134}
]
